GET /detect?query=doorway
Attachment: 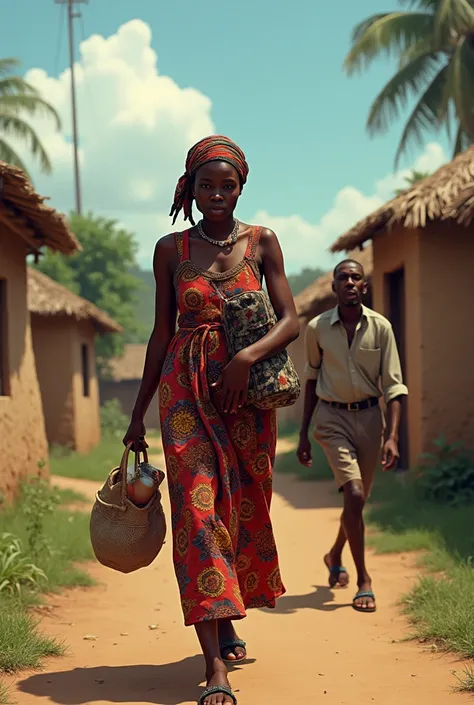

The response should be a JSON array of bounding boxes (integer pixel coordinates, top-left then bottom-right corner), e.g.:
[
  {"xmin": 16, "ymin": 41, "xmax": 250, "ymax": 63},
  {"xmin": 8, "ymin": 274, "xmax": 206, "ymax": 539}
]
[{"xmin": 386, "ymin": 267, "xmax": 409, "ymax": 470}]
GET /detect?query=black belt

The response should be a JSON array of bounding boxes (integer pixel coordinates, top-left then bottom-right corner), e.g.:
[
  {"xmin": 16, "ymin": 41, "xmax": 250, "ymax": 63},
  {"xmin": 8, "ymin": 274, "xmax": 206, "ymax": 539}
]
[{"xmin": 321, "ymin": 397, "xmax": 379, "ymax": 412}]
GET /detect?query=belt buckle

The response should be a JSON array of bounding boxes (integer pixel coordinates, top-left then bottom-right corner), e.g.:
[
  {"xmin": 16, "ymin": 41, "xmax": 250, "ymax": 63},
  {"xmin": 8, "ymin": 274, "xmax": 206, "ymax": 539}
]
[{"xmin": 348, "ymin": 402, "xmax": 359, "ymax": 412}]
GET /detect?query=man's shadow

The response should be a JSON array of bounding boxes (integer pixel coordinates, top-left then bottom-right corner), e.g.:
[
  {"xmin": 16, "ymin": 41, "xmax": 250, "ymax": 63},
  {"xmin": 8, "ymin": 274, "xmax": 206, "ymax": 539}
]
[
  {"xmin": 16, "ymin": 655, "xmax": 249, "ymax": 705},
  {"xmin": 271, "ymin": 585, "xmax": 352, "ymax": 614}
]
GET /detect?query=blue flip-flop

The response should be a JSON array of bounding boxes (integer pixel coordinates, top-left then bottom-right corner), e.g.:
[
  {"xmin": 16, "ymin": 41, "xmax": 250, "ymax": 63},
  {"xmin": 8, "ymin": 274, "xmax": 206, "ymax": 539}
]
[
  {"xmin": 324, "ymin": 556, "xmax": 349, "ymax": 588},
  {"xmin": 199, "ymin": 684, "xmax": 237, "ymax": 704},
  {"xmin": 353, "ymin": 590, "xmax": 377, "ymax": 613}
]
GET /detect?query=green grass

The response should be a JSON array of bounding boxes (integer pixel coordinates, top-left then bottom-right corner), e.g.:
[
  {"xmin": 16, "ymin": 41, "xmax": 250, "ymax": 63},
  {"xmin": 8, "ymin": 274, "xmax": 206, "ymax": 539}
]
[
  {"xmin": 55, "ymin": 487, "xmax": 88, "ymax": 505},
  {"xmin": 0, "ymin": 603, "xmax": 64, "ymax": 673},
  {"xmin": 50, "ymin": 432, "xmax": 162, "ymax": 482},
  {"xmin": 0, "ymin": 682, "xmax": 12, "ymax": 705},
  {"xmin": 454, "ymin": 666, "xmax": 474, "ymax": 693},
  {"xmin": 365, "ymin": 470, "xmax": 474, "ymax": 691},
  {"xmin": 0, "ymin": 500, "xmax": 94, "ymax": 592},
  {"xmin": 0, "ymin": 478, "xmax": 95, "ymax": 694}
]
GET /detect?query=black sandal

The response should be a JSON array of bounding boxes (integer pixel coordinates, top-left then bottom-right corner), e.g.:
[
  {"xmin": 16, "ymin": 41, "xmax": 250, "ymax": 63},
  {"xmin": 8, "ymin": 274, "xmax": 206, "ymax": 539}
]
[
  {"xmin": 219, "ymin": 638, "xmax": 247, "ymax": 663},
  {"xmin": 199, "ymin": 684, "xmax": 237, "ymax": 704}
]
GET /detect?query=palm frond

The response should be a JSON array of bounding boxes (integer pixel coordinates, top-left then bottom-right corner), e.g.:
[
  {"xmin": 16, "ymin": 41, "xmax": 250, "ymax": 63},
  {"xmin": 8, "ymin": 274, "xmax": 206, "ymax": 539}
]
[
  {"xmin": 0, "ymin": 58, "xmax": 21, "ymax": 77},
  {"xmin": 0, "ymin": 137, "xmax": 29, "ymax": 175},
  {"xmin": 0, "ymin": 114, "xmax": 52, "ymax": 174},
  {"xmin": 453, "ymin": 124, "xmax": 472, "ymax": 154},
  {"xmin": 344, "ymin": 12, "xmax": 434, "ymax": 74},
  {"xmin": 434, "ymin": 0, "xmax": 474, "ymax": 40},
  {"xmin": 0, "ymin": 76, "xmax": 39, "ymax": 97},
  {"xmin": 0, "ymin": 94, "xmax": 61, "ymax": 130},
  {"xmin": 448, "ymin": 37, "xmax": 474, "ymax": 144},
  {"xmin": 394, "ymin": 65, "xmax": 450, "ymax": 166},
  {"xmin": 367, "ymin": 51, "xmax": 443, "ymax": 134}
]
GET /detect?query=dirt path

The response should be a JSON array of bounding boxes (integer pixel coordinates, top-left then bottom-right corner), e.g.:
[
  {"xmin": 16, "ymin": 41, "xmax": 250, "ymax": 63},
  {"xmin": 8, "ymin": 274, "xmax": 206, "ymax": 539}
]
[{"xmin": 7, "ymin": 442, "xmax": 469, "ymax": 705}]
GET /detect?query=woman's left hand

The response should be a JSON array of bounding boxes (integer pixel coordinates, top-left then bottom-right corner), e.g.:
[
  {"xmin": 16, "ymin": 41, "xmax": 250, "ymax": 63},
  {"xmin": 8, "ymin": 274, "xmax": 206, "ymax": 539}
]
[{"xmin": 211, "ymin": 350, "xmax": 252, "ymax": 414}]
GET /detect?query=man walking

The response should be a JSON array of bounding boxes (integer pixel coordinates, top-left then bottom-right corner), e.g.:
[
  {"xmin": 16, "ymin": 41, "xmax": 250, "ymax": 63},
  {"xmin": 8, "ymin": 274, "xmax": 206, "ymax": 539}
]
[{"xmin": 297, "ymin": 259, "xmax": 408, "ymax": 613}]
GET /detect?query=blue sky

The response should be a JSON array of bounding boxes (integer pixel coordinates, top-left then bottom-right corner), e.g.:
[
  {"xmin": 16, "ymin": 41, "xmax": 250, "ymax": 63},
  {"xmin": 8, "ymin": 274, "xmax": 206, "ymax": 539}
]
[{"xmin": 4, "ymin": 0, "xmax": 450, "ymax": 271}]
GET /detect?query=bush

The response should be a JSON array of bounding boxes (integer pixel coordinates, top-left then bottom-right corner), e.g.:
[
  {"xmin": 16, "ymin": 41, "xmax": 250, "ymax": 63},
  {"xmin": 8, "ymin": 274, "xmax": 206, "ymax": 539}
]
[
  {"xmin": 100, "ymin": 399, "xmax": 128, "ymax": 437},
  {"xmin": 0, "ymin": 534, "xmax": 47, "ymax": 597},
  {"xmin": 20, "ymin": 478, "xmax": 60, "ymax": 562},
  {"xmin": 413, "ymin": 436, "xmax": 474, "ymax": 506}
]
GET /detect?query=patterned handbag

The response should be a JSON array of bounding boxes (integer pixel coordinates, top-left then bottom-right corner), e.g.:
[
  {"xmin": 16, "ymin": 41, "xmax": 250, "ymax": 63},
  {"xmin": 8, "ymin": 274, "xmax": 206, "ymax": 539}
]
[{"xmin": 214, "ymin": 285, "xmax": 301, "ymax": 410}]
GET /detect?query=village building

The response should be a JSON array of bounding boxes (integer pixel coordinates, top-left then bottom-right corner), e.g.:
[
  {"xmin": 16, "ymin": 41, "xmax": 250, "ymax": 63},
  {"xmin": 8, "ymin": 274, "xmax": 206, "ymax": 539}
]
[
  {"xmin": 279, "ymin": 247, "xmax": 373, "ymax": 427},
  {"xmin": 28, "ymin": 268, "xmax": 122, "ymax": 453},
  {"xmin": 99, "ymin": 343, "xmax": 160, "ymax": 430},
  {"xmin": 0, "ymin": 162, "xmax": 80, "ymax": 498},
  {"xmin": 330, "ymin": 146, "xmax": 474, "ymax": 468}
]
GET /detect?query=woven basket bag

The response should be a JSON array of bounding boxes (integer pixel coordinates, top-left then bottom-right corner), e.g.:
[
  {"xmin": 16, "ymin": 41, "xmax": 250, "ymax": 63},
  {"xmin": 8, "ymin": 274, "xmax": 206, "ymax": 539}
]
[{"xmin": 89, "ymin": 443, "xmax": 167, "ymax": 574}]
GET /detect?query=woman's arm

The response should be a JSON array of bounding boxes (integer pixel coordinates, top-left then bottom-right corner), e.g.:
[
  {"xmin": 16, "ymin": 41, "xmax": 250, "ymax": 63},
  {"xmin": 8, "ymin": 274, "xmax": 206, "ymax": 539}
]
[
  {"xmin": 215, "ymin": 228, "xmax": 299, "ymax": 414},
  {"xmin": 242, "ymin": 227, "xmax": 300, "ymax": 363},
  {"xmin": 123, "ymin": 235, "xmax": 177, "ymax": 448}
]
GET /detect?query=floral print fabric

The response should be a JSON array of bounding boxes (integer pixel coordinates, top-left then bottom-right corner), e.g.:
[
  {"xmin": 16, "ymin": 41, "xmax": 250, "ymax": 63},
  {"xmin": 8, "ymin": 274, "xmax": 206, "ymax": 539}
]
[{"xmin": 159, "ymin": 228, "xmax": 285, "ymax": 626}]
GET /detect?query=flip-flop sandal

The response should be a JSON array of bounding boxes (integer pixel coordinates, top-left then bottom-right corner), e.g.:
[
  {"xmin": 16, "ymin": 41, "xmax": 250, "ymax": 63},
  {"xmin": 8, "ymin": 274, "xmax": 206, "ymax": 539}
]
[
  {"xmin": 199, "ymin": 684, "xmax": 237, "ymax": 705},
  {"xmin": 324, "ymin": 557, "xmax": 349, "ymax": 588},
  {"xmin": 353, "ymin": 590, "xmax": 377, "ymax": 613},
  {"xmin": 219, "ymin": 639, "xmax": 247, "ymax": 663}
]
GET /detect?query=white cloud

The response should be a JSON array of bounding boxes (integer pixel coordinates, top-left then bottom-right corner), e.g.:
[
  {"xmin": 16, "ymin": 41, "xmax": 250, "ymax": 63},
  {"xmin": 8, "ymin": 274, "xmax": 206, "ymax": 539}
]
[
  {"xmin": 16, "ymin": 19, "xmax": 448, "ymax": 275},
  {"xmin": 16, "ymin": 19, "xmax": 212, "ymax": 234},
  {"xmin": 253, "ymin": 141, "xmax": 447, "ymax": 273}
]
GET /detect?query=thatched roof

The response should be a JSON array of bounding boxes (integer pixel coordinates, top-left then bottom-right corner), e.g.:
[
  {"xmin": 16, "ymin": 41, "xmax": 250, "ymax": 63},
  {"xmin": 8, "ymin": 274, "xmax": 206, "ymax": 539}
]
[
  {"xmin": 28, "ymin": 268, "xmax": 122, "ymax": 334},
  {"xmin": 331, "ymin": 145, "xmax": 474, "ymax": 252},
  {"xmin": 0, "ymin": 162, "xmax": 80, "ymax": 255},
  {"xmin": 295, "ymin": 246, "xmax": 373, "ymax": 321},
  {"xmin": 108, "ymin": 344, "xmax": 147, "ymax": 381}
]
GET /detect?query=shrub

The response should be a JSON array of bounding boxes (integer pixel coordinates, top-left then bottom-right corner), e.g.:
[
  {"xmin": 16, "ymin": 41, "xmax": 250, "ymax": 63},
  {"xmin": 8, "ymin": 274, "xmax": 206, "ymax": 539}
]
[
  {"xmin": 0, "ymin": 534, "xmax": 47, "ymax": 596},
  {"xmin": 413, "ymin": 436, "xmax": 474, "ymax": 506},
  {"xmin": 100, "ymin": 399, "xmax": 128, "ymax": 437},
  {"xmin": 20, "ymin": 479, "xmax": 60, "ymax": 562}
]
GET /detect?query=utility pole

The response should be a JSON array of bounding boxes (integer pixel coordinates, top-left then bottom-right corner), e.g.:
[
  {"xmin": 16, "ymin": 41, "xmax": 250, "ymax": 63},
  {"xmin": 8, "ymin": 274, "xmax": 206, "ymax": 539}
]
[{"xmin": 55, "ymin": 0, "xmax": 88, "ymax": 215}]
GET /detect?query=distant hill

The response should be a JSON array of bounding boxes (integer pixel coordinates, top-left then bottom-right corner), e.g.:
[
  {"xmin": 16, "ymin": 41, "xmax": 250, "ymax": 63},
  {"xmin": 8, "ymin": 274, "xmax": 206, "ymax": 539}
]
[{"xmin": 127, "ymin": 264, "xmax": 326, "ymax": 343}]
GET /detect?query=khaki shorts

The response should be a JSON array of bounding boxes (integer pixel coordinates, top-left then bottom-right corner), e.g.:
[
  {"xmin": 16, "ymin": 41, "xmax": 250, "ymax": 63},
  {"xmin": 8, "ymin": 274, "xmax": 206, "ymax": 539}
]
[{"xmin": 313, "ymin": 402, "xmax": 384, "ymax": 494}]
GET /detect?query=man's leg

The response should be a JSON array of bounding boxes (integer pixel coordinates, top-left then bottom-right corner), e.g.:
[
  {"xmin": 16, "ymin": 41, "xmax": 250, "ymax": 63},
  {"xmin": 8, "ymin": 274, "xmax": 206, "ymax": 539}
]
[
  {"xmin": 340, "ymin": 405, "xmax": 384, "ymax": 610},
  {"xmin": 341, "ymin": 479, "xmax": 374, "ymax": 610},
  {"xmin": 325, "ymin": 521, "xmax": 349, "ymax": 588},
  {"xmin": 313, "ymin": 404, "xmax": 360, "ymax": 589}
]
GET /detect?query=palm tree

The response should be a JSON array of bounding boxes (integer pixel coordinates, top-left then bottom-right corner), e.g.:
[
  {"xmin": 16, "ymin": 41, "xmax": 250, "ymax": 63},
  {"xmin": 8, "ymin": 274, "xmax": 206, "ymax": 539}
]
[
  {"xmin": 395, "ymin": 168, "xmax": 432, "ymax": 193},
  {"xmin": 344, "ymin": 0, "xmax": 474, "ymax": 166},
  {"xmin": 0, "ymin": 57, "xmax": 61, "ymax": 176}
]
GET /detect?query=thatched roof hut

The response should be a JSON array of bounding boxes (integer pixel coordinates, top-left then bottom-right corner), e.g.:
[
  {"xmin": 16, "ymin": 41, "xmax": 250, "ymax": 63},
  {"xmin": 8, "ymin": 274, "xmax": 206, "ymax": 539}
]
[
  {"xmin": 108, "ymin": 344, "xmax": 147, "ymax": 381},
  {"xmin": 28, "ymin": 268, "xmax": 122, "ymax": 334},
  {"xmin": 331, "ymin": 145, "xmax": 474, "ymax": 252},
  {"xmin": 0, "ymin": 161, "xmax": 80, "ymax": 255},
  {"xmin": 295, "ymin": 246, "xmax": 373, "ymax": 321}
]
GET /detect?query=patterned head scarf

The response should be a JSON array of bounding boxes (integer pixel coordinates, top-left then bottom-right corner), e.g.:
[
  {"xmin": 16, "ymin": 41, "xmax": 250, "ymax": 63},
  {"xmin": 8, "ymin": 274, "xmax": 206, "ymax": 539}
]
[{"xmin": 169, "ymin": 135, "xmax": 249, "ymax": 225}]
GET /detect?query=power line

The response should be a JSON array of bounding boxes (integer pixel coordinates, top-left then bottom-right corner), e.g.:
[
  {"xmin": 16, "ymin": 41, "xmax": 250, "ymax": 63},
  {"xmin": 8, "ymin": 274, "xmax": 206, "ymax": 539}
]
[{"xmin": 54, "ymin": 0, "xmax": 88, "ymax": 215}]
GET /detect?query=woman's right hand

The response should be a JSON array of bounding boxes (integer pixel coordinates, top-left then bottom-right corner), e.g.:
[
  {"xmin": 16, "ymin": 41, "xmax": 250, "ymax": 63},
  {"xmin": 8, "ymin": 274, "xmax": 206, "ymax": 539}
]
[{"xmin": 122, "ymin": 417, "xmax": 148, "ymax": 452}]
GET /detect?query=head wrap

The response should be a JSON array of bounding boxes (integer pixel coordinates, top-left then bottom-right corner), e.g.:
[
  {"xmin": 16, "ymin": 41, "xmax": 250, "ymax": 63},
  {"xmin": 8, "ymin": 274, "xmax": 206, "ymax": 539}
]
[{"xmin": 170, "ymin": 135, "xmax": 249, "ymax": 225}]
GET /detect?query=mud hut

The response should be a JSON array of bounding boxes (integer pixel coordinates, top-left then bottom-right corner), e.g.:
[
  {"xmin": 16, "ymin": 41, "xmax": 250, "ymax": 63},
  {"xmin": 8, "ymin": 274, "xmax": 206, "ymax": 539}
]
[
  {"xmin": 28, "ymin": 268, "xmax": 122, "ymax": 453},
  {"xmin": 331, "ymin": 145, "xmax": 474, "ymax": 466},
  {"xmin": 100, "ymin": 344, "xmax": 160, "ymax": 430},
  {"xmin": 0, "ymin": 162, "xmax": 80, "ymax": 498}
]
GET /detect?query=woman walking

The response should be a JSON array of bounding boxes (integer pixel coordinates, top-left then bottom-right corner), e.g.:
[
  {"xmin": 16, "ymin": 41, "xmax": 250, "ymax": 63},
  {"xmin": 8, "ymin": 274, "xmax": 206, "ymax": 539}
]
[{"xmin": 123, "ymin": 135, "xmax": 299, "ymax": 705}]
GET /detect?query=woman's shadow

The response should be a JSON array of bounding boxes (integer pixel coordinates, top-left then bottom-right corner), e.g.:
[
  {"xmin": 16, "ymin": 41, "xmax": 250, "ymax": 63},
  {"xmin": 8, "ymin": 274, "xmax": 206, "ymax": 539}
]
[{"xmin": 16, "ymin": 655, "xmax": 249, "ymax": 705}]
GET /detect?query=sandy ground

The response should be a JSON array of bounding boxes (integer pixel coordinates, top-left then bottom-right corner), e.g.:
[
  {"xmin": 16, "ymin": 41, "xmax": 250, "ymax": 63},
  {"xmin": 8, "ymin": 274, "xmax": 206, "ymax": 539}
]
[{"xmin": 6, "ymin": 439, "xmax": 469, "ymax": 705}]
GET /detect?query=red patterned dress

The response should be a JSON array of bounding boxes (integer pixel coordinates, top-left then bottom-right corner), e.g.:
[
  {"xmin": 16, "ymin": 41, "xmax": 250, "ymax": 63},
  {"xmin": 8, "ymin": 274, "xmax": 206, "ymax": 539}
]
[{"xmin": 159, "ymin": 226, "xmax": 285, "ymax": 626}]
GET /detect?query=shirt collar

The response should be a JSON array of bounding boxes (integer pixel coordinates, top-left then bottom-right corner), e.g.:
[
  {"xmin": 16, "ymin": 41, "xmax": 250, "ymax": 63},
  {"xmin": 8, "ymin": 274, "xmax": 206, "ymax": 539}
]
[{"xmin": 330, "ymin": 304, "xmax": 368, "ymax": 326}]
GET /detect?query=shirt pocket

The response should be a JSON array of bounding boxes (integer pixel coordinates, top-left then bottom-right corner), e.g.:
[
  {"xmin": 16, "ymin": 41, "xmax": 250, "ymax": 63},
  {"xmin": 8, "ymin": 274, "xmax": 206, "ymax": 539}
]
[{"xmin": 357, "ymin": 347, "xmax": 381, "ymax": 380}]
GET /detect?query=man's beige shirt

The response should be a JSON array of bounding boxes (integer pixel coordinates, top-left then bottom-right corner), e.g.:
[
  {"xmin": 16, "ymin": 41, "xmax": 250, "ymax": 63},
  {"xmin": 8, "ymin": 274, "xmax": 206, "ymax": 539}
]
[{"xmin": 304, "ymin": 305, "xmax": 408, "ymax": 404}]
